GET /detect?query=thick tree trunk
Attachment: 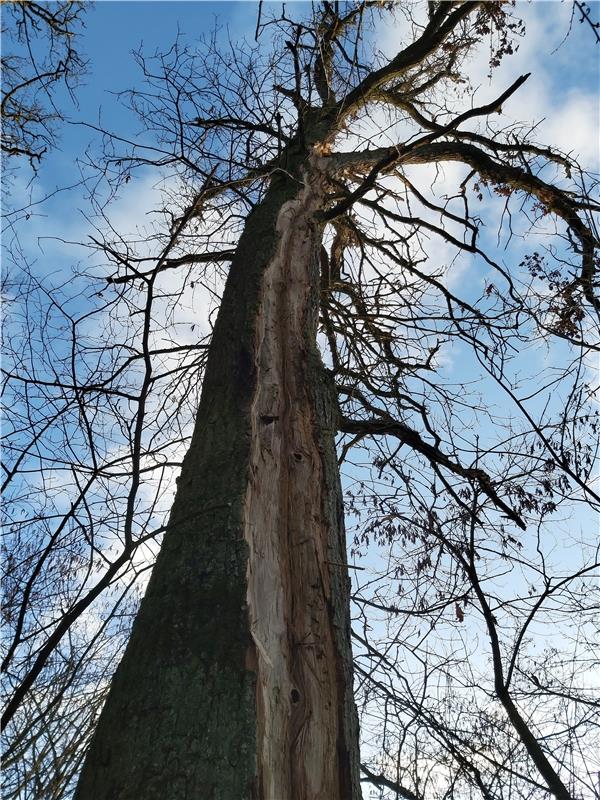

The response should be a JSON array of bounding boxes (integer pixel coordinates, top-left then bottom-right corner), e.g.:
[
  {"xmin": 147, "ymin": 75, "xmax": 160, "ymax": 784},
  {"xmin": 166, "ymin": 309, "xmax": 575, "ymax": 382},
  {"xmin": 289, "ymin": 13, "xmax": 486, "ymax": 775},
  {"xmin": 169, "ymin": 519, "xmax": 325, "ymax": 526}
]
[{"xmin": 74, "ymin": 152, "xmax": 361, "ymax": 800}]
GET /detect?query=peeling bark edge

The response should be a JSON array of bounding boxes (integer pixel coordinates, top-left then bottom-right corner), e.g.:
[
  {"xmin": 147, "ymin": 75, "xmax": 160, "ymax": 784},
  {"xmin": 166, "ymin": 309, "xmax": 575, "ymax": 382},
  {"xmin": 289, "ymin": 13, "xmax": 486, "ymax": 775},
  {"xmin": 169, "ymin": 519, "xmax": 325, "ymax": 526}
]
[{"xmin": 244, "ymin": 158, "xmax": 360, "ymax": 798}]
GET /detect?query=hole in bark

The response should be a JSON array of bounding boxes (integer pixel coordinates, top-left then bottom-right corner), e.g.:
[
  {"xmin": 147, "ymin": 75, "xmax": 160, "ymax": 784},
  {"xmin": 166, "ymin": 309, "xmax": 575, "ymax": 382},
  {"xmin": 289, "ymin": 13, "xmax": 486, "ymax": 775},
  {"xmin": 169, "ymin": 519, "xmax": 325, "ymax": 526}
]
[
  {"xmin": 293, "ymin": 452, "xmax": 303, "ymax": 462},
  {"xmin": 290, "ymin": 688, "xmax": 301, "ymax": 704},
  {"xmin": 260, "ymin": 414, "xmax": 278, "ymax": 424}
]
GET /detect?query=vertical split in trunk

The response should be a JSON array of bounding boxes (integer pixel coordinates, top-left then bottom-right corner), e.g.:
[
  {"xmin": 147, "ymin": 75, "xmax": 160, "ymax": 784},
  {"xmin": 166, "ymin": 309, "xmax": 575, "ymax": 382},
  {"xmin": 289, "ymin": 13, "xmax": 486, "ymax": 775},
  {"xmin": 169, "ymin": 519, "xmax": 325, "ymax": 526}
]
[
  {"xmin": 74, "ymin": 153, "xmax": 360, "ymax": 800},
  {"xmin": 245, "ymin": 163, "xmax": 358, "ymax": 798}
]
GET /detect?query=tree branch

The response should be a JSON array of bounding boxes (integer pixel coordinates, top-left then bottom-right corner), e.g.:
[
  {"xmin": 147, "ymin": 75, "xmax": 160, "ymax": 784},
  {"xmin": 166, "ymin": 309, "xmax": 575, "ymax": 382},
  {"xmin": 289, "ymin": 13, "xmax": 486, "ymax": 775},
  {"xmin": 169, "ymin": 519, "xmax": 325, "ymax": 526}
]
[{"xmin": 339, "ymin": 415, "xmax": 526, "ymax": 529}]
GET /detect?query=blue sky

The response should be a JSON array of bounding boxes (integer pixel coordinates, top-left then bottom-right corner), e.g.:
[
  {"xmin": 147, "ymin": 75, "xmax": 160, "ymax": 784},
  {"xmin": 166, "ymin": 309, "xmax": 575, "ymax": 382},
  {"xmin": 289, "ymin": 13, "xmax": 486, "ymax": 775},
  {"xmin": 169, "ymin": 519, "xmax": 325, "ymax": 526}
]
[
  {"xmin": 6, "ymin": 2, "xmax": 600, "ymax": 166},
  {"xmin": 5, "ymin": 0, "xmax": 599, "ymax": 269},
  {"xmin": 4, "ymin": 1, "xmax": 598, "ymax": 224}
]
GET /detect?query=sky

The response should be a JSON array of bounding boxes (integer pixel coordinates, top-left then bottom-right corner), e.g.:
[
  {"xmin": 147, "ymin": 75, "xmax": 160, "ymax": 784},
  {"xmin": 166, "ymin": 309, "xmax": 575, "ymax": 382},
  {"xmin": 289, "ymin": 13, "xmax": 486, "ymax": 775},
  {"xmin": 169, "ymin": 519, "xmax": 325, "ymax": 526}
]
[
  {"xmin": 5, "ymin": 1, "xmax": 599, "ymax": 258},
  {"xmin": 2, "ymin": 3, "xmax": 600, "ymax": 798},
  {"xmin": 4, "ymin": 1, "xmax": 599, "ymax": 330},
  {"xmin": 6, "ymin": 1, "xmax": 600, "ymax": 202}
]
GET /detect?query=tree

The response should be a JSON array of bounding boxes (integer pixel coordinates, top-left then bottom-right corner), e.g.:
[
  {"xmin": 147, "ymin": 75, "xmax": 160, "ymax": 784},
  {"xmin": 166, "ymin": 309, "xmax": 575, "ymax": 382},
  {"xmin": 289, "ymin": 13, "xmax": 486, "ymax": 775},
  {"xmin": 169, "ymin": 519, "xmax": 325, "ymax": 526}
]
[
  {"xmin": 1, "ymin": 1, "xmax": 87, "ymax": 164},
  {"xmin": 2, "ymin": 3, "xmax": 598, "ymax": 799}
]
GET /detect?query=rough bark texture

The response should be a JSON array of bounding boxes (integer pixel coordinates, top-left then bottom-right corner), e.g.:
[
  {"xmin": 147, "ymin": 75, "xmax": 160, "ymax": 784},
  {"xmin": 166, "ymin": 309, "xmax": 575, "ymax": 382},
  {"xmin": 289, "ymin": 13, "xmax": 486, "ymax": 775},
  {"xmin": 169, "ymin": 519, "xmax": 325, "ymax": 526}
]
[{"xmin": 74, "ymin": 151, "xmax": 360, "ymax": 800}]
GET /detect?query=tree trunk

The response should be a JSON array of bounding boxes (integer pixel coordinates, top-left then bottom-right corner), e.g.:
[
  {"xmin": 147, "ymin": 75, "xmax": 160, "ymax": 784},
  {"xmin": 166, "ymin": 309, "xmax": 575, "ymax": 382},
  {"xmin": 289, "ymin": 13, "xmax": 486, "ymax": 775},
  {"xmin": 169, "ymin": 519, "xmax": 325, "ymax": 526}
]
[{"xmin": 74, "ymin": 151, "xmax": 361, "ymax": 800}]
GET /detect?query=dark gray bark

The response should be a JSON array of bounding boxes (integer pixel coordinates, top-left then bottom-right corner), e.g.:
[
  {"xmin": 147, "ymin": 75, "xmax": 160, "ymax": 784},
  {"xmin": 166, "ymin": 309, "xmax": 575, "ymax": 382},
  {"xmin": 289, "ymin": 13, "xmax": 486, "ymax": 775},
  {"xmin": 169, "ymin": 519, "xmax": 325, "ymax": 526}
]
[{"xmin": 74, "ymin": 149, "xmax": 360, "ymax": 799}]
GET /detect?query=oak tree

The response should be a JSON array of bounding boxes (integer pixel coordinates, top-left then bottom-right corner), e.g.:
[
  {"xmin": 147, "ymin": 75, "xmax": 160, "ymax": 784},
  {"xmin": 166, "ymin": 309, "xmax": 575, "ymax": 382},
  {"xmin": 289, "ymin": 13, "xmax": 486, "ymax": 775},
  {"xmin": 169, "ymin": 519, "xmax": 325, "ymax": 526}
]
[{"xmin": 2, "ymin": 3, "xmax": 598, "ymax": 799}]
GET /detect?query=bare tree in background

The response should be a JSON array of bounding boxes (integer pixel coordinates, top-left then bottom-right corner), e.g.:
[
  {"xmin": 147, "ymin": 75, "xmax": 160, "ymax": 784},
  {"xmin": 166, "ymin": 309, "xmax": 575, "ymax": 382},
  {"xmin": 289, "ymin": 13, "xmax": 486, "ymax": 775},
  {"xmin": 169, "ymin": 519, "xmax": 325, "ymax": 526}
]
[
  {"xmin": 1, "ymin": 1, "xmax": 87, "ymax": 164},
  {"xmin": 2, "ymin": 3, "xmax": 599, "ymax": 799}
]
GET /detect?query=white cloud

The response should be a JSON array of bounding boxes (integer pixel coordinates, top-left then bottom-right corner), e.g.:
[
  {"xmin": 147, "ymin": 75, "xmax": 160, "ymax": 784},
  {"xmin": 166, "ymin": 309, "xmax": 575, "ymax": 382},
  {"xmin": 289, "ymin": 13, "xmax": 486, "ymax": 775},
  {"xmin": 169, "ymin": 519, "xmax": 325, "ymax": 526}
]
[{"xmin": 373, "ymin": 2, "xmax": 598, "ymax": 172}]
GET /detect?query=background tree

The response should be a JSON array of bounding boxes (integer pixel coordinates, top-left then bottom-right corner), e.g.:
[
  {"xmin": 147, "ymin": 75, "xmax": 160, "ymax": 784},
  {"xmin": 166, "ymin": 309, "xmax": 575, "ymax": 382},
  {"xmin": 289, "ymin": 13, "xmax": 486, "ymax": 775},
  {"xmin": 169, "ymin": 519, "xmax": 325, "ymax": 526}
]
[
  {"xmin": 1, "ymin": 0, "xmax": 87, "ymax": 165},
  {"xmin": 2, "ymin": 2, "xmax": 599, "ymax": 799}
]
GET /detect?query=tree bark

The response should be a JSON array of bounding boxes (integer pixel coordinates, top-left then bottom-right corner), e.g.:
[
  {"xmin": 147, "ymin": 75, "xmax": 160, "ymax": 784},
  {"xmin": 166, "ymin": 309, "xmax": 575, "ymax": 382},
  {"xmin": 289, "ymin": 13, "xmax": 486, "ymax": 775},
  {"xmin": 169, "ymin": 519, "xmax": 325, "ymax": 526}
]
[{"xmin": 74, "ymin": 151, "xmax": 360, "ymax": 800}]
